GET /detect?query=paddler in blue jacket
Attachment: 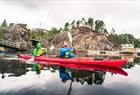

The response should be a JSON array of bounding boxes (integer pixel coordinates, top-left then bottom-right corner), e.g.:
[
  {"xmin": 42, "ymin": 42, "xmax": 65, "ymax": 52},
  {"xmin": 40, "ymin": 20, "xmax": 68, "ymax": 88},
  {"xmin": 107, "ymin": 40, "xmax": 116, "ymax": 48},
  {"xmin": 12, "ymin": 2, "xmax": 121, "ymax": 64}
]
[
  {"xmin": 59, "ymin": 41, "xmax": 76, "ymax": 58},
  {"xmin": 59, "ymin": 66, "xmax": 73, "ymax": 83}
]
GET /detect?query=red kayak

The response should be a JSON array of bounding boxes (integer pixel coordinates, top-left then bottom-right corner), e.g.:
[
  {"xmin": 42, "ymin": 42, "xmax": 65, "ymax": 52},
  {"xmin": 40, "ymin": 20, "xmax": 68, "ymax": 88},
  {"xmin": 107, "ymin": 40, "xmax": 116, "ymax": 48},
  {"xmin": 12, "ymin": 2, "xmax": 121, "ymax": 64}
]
[{"xmin": 18, "ymin": 54, "xmax": 127, "ymax": 67}]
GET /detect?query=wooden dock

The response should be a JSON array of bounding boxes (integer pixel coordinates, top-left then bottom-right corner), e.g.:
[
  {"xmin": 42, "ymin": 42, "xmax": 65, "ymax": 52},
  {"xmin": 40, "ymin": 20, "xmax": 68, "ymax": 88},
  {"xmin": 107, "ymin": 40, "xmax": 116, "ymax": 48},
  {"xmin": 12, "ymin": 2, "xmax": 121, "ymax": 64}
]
[{"xmin": 87, "ymin": 50, "xmax": 120, "ymax": 56}]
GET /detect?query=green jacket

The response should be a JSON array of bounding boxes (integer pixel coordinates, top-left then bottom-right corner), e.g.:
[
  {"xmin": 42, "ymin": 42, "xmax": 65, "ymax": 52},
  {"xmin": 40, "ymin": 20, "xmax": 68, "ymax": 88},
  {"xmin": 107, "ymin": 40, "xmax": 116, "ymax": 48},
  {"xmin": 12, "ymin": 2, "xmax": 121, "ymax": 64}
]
[
  {"xmin": 33, "ymin": 43, "xmax": 44, "ymax": 56},
  {"xmin": 33, "ymin": 48, "xmax": 39, "ymax": 56}
]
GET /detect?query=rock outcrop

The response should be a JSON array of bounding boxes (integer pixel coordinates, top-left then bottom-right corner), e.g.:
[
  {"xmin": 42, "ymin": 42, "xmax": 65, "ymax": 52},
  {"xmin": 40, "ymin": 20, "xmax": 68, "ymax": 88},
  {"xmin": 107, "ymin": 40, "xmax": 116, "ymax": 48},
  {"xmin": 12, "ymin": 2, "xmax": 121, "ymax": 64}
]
[
  {"xmin": 2, "ymin": 23, "xmax": 115, "ymax": 51},
  {"xmin": 50, "ymin": 26, "xmax": 114, "ymax": 50},
  {"xmin": 3, "ymin": 23, "xmax": 31, "ymax": 50}
]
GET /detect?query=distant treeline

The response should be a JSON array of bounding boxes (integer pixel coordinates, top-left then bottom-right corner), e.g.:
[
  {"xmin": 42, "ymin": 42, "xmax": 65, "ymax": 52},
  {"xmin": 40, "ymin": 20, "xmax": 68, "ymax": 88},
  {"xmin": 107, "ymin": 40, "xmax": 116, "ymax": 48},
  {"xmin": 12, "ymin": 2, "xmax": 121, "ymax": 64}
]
[{"xmin": 109, "ymin": 31, "xmax": 140, "ymax": 48}]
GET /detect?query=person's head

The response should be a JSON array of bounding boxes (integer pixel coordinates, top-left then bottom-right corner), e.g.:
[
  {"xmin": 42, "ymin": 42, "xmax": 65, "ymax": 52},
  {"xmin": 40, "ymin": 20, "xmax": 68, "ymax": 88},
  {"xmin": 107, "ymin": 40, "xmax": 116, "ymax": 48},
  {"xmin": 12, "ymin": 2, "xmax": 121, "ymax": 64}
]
[
  {"xmin": 36, "ymin": 43, "xmax": 42, "ymax": 49},
  {"xmin": 61, "ymin": 41, "xmax": 68, "ymax": 48}
]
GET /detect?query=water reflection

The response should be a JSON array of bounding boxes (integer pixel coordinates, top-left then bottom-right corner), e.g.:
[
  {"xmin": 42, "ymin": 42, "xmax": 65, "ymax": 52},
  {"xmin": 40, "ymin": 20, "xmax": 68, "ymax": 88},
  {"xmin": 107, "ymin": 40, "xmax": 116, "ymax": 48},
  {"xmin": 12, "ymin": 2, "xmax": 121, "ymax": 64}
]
[
  {"xmin": 0, "ymin": 59, "xmax": 127, "ymax": 84},
  {"xmin": 0, "ymin": 53, "xmax": 140, "ymax": 95},
  {"xmin": 134, "ymin": 57, "xmax": 140, "ymax": 64},
  {"xmin": 121, "ymin": 55, "xmax": 140, "ymax": 69},
  {"xmin": 0, "ymin": 61, "xmax": 31, "ymax": 79},
  {"xmin": 58, "ymin": 66, "xmax": 106, "ymax": 85}
]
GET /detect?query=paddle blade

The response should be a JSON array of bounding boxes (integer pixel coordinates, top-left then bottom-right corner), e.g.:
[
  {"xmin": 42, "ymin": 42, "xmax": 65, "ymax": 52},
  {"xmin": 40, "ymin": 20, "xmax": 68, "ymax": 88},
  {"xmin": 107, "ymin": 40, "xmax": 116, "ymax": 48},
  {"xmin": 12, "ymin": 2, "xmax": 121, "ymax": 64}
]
[{"xmin": 68, "ymin": 31, "xmax": 72, "ymax": 43}]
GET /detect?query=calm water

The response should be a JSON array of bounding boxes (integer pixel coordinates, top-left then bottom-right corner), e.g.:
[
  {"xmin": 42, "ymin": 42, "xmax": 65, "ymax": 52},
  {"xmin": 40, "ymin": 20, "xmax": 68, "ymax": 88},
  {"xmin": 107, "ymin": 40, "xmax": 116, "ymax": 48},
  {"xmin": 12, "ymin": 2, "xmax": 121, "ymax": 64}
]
[{"xmin": 0, "ymin": 53, "xmax": 140, "ymax": 95}]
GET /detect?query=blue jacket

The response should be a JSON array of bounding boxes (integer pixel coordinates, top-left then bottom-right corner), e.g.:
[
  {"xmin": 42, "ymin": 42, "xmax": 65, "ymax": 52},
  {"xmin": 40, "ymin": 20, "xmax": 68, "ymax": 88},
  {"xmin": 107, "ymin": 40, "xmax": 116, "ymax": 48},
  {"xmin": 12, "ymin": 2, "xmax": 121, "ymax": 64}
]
[
  {"xmin": 59, "ymin": 47, "xmax": 75, "ymax": 58},
  {"xmin": 59, "ymin": 68, "xmax": 72, "ymax": 80}
]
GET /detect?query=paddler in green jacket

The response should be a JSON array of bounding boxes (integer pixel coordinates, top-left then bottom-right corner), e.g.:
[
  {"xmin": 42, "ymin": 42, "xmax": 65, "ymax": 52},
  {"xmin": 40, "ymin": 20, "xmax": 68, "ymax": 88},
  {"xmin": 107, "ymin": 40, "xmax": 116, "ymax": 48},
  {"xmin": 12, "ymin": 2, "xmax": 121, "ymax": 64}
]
[
  {"xmin": 33, "ymin": 42, "xmax": 45, "ymax": 74},
  {"xmin": 33, "ymin": 42, "xmax": 46, "ymax": 56}
]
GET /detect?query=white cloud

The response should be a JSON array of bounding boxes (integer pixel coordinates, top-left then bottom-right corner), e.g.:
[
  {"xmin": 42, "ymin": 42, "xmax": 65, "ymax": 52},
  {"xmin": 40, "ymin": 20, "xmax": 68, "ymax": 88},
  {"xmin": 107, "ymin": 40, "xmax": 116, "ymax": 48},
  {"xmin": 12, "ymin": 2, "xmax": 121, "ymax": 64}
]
[{"xmin": 0, "ymin": 0, "xmax": 140, "ymax": 38}]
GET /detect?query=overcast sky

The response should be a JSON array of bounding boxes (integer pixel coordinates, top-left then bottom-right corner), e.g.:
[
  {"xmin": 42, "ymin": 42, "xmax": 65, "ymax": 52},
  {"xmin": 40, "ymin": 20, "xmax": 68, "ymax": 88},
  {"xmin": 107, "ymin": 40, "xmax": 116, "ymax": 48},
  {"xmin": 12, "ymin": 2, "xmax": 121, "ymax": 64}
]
[{"xmin": 0, "ymin": 0, "xmax": 140, "ymax": 38}]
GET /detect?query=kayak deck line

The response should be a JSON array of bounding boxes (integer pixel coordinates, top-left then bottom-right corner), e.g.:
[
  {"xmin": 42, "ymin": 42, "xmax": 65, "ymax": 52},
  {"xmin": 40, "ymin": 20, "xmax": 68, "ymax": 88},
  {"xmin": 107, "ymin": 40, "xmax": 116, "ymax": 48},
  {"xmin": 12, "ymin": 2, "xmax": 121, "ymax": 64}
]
[{"xmin": 35, "ymin": 57, "xmax": 127, "ymax": 67}]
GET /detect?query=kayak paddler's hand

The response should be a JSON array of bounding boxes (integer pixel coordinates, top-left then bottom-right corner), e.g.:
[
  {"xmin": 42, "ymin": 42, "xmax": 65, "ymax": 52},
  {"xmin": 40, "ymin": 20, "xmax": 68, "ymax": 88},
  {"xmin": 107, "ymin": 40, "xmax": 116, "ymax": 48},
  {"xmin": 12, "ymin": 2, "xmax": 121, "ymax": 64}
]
[{"xmin": 71, "ymin": 48, "xmax": 76, "ymax": 54}]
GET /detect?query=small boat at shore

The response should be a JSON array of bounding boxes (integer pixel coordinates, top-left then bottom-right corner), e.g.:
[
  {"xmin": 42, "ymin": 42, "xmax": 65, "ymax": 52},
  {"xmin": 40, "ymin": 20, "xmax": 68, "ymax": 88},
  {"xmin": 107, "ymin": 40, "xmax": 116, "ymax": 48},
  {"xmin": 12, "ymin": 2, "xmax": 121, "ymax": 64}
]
[{"xmin": 120, "ymin": 44, "xmax": 136, "ymax": 55}]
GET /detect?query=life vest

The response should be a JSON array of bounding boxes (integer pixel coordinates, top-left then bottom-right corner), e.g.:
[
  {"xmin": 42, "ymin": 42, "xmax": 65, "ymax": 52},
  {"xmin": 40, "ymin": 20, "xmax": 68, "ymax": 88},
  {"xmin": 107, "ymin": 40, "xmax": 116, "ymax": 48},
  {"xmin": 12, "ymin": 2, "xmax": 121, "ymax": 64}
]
[
  {"xmin": 37, "ymin": 49, "xmax": 43, "ymax": 56},
  {"xmin": 65, "ymin": 52, "xmax": 69, "ymax": 58}
]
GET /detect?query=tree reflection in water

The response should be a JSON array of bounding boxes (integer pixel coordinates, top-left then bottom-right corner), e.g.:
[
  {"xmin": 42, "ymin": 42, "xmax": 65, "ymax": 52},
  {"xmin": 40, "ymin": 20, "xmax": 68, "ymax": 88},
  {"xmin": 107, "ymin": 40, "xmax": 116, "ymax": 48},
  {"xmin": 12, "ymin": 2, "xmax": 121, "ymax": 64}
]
[
  {"xmin": 58, "ymin": 66, "xmax": 106, "ymax": 85},
  {"xmin": 0, "ymin": 61, "xmax": 31, "ymax": 79},
  {"xmin": 58, "ymin": 66, "xmax": 107, "ymax": 95},
  {"xmin": 93, "ymin": 71, "xmax": 106, "ymax": 85}
]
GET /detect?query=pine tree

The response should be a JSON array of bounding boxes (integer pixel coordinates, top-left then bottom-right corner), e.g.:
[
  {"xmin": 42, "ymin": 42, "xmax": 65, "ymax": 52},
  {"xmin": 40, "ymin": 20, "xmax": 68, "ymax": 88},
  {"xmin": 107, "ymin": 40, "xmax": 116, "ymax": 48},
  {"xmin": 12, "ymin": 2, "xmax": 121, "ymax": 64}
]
[
  {"xmin": 1, "ymin": 19, "xmax": 8, "ymax": 28},
  {"xmin": 87, "ymin": 17, "xmax": 94, "ymax": 30},
  {"xmin": 95, "ymin": 20, "xmax": 105, "ymax": 32},
  {"xmin": 76, "ymin": 20, "xmax": 80, "ymax": 27},
  {"xmin": 64, "ymin": 22, "xmax": 69, "ymax": 31}
]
